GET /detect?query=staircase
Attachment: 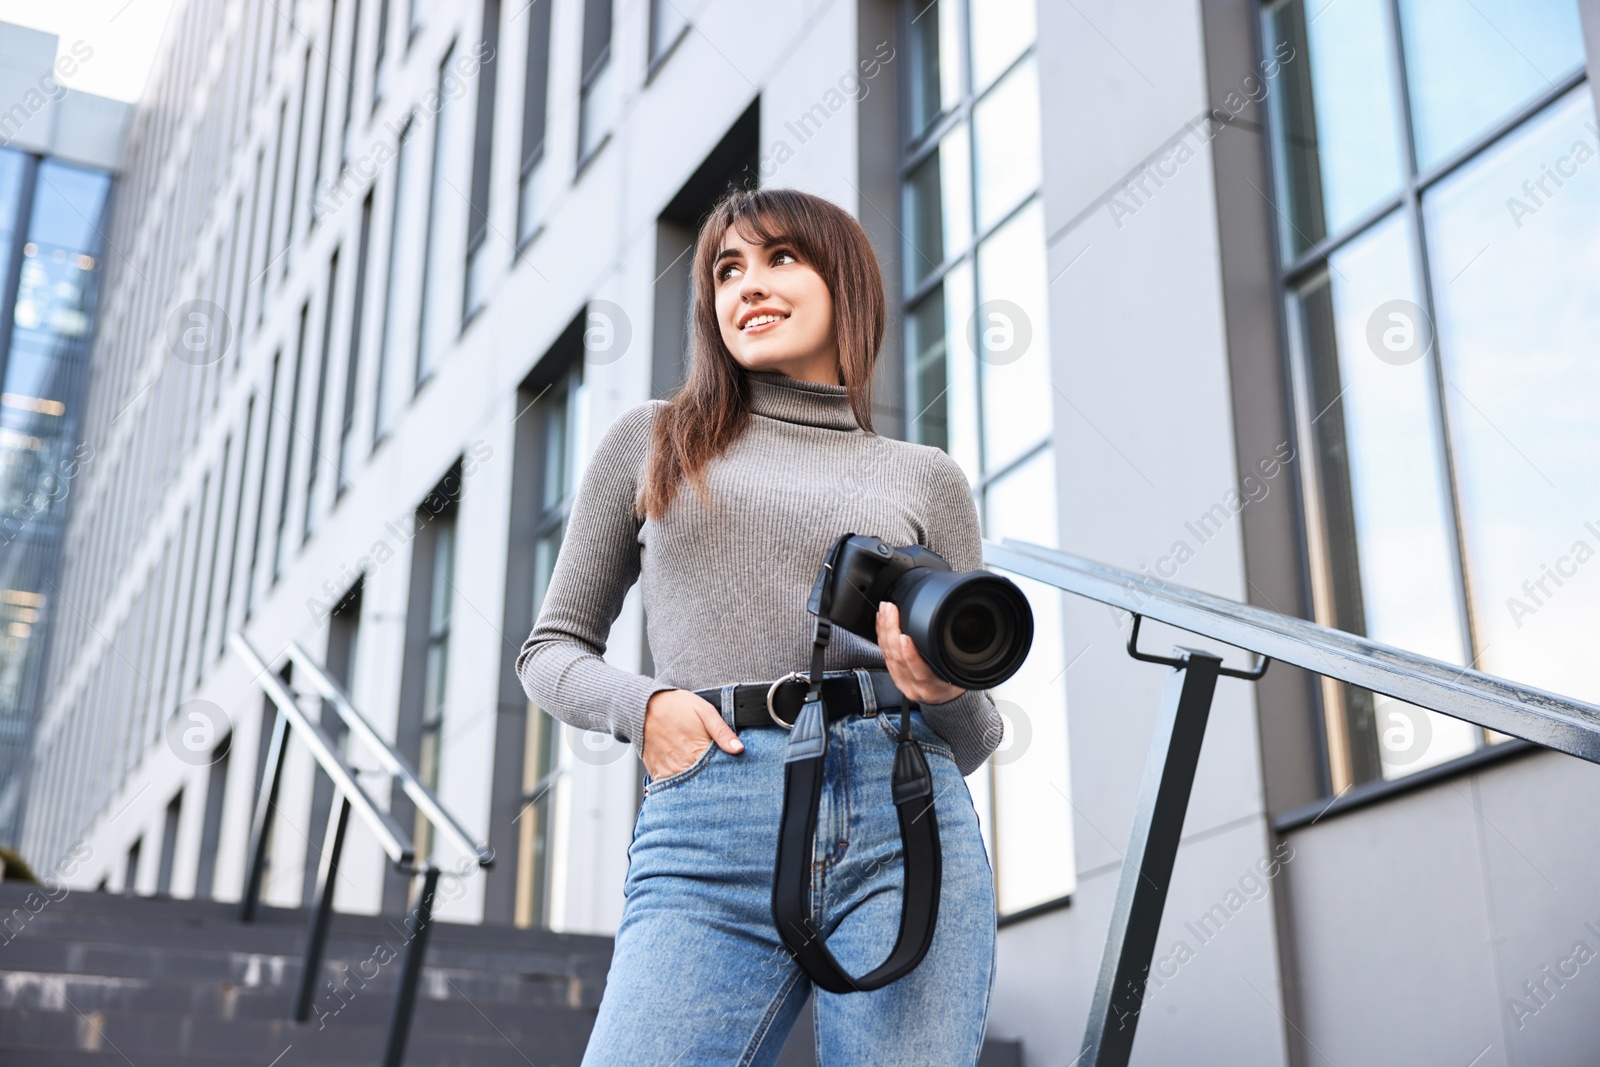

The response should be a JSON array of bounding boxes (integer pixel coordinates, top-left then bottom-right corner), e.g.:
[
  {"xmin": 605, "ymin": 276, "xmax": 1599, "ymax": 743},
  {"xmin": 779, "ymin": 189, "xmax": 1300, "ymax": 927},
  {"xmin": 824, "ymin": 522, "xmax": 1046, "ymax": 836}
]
[
  {"xmin": 0, "ymin": 882, "xmax": 612, "ymax": 1065},
  {"xmin": 0, "ymin": 882, "xmax": 1022, "ymax": 1064}
]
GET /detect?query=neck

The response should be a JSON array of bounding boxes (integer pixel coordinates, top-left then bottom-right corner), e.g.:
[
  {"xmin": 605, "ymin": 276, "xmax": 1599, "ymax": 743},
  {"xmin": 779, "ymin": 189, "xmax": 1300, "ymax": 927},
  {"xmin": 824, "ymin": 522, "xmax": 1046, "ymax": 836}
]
[
  {"xmin": 745, "ymin": 369, "xmax": 863, "ymax": 433},
  {"xmin": 748, "ymin": 353, "xmax": 841, "ymax": 387}
]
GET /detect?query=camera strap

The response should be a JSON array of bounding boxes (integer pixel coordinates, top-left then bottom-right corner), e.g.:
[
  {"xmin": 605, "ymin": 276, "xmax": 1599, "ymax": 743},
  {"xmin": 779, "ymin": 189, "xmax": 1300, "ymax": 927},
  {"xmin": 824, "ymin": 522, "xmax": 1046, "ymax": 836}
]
[{"xmin": 772, "ymin": 536, "xmax": 942, "ymax": 993}]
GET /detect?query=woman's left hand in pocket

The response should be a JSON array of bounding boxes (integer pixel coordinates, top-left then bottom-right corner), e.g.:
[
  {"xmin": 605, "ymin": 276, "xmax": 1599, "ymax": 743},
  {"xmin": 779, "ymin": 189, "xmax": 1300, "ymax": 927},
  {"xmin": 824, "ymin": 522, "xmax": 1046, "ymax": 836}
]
[{"xmin": 876, "ymin": 601, "xmax": 966, "ymax": 705}]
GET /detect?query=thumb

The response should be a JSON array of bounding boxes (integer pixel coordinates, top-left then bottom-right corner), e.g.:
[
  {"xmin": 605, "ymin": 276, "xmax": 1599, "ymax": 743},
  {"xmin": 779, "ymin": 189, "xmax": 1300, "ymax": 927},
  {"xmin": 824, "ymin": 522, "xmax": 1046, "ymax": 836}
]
[{"xmin": 699, "ymin": 701, "xmax": 745, "ymax": 754}]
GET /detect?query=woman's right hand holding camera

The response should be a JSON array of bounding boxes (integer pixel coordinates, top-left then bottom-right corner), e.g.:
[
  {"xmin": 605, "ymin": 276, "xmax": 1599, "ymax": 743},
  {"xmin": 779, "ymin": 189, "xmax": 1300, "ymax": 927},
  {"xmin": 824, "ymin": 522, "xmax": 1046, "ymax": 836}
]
[{"xmin": 643, "ymin": 689, "xmax": 744, "ymax": 782}]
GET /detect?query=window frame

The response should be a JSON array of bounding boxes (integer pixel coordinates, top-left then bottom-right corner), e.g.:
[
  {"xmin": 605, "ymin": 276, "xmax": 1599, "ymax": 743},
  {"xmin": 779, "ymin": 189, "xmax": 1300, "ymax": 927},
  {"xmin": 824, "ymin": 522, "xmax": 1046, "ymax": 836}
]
[{"xmin": 1259, "ymin": 0, "xmax": 1592, "ymax": 794}]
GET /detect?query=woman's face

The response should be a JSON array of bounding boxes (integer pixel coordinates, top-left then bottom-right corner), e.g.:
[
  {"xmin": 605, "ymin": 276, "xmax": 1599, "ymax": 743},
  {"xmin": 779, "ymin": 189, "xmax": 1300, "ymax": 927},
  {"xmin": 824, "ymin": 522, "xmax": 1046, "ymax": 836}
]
[{"xmin": 713, "ymin": 221, "xmax": 840, "ymax": 385}]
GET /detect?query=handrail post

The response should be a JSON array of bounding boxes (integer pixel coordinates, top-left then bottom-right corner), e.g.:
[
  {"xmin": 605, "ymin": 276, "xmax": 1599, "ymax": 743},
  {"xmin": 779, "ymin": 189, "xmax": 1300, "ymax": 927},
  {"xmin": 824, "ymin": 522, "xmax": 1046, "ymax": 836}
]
[
  {"xmin": 381, "ymin": 866, "xmax": 440, "ymax": 1067},
  {"xmin": 240, "ymin": 706, "xmax": 289, "ymax": 922},
  {"xmin": 293, "ymin": 793, "xmax": 351, "ymax": 1021},
  {"xmin": 1080, "ymin": 650, "xmax": 1223, "ymax": 1067}
]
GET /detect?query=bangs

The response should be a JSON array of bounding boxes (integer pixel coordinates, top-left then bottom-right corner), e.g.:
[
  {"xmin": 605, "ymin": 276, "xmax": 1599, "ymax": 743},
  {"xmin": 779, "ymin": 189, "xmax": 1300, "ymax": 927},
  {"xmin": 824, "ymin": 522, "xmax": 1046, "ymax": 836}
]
[{"xmin": 712, "ymin": 201, "xmax": 827, "ymax": 282}]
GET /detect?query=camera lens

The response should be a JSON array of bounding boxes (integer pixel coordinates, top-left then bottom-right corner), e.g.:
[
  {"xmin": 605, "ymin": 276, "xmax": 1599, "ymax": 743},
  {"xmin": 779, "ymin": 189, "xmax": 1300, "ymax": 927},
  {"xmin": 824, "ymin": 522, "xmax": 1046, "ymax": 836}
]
[
  {"xmin": 949, "ymin": 599, "xmax": 1000, "ymax": 656},
  {"xmin": 896, "ymin": 570, "xmax": 1033, "ymax": 689},
  {"xmin": 942, "ymin": 590, "xmax": 1013, "ymax": 675}
]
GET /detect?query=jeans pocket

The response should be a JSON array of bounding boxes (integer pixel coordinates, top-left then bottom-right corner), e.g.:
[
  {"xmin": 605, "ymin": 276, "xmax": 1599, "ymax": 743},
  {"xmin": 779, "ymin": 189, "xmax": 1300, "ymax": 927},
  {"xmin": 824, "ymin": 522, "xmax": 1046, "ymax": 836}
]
[{"xmin": 643, "ymin": 739, "xmax": 720, "ymax": 796}]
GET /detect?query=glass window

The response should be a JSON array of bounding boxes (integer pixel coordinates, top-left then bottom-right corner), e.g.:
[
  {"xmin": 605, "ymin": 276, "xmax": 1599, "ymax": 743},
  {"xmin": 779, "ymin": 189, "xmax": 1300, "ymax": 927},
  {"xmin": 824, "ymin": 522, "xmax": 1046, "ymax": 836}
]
[
  {"xmin": 374, "ymin": 0, "xmax": 391, "ymax": 109},
  {"xmin": 1263, "ymin": 0, "xmax": 1594, "ymax": 791},
  {"xmin": 982, "ymin": 447, "xmax": 1070, "ymax": 911},
  {"xmin": 246, "ymin": 355, "xmax": 281, "ymax": 620},
  {"xmin": 375, "ymin": 117, "xmax": 427, "ymax": 443},
  {"xmin": 578, "ymin": 0, "xmax": 615, "ymax": 165},
  {"xmin": 258, "ymin": 101, "xmax": 287, "ymax": 328},
  {"xmin": 907, "ymin": 261, "xmax": 978, "ymax": 482},
  {"xmin": 649, "ymin": 0, "xmax": 689, "ymax": 67},
  {"xmin": 1398, "ymin": 0, "xmax": 1586, "ymax": 170},
  {"xmin": 971, "ymin": 56, "xmax": 1040, "ymax": 232},
  {"xmin": 465, "ymin": 0, "xmax": 502, "ymax": 322},
  {"xmin": 0, "ymin": 149, "xmax": 28, "ymax": 272},
  {"xmin": 968, "ymin": 0, "xmax": 1033, "ymax": 92},
  {"xmin": 907, "ymin": 0, "xmax": 962, "ymax": 137},
  {"xmin": 516, "ymin": 362, "xmax": 585, "ymax": 928},
  {"xmin": 1422, "ymin": 85, "xmax": 1600, "ymax": 705},
  {"xmin": 284, "ymin": 45, "xmax": 313, "ymax": 275},
  {"xmin": 417, "ymin": 46, "xmax": 462, "ymax": 385},
  {"xmin": 1289, "ymin": 212, "xmax": 1474, "ymax": 779},
  {"xmin": 338, "ymin": 194, "xmax": 374, "ymax": 494},
  {"xmin": 415, "ymin": 504, "xmax": 456, "ymax": 864},
  {"xmin": 310, "ymin": 0, "xmax": 342, "ymax": 225},
  {"xmin": 0, "ymin": 161, "xmax": 110, "ymax": 728},
  {"xmin": 340, "ymin": 0, "xmax": 364, "ymax": 167},
  {"xmin": 518, "ymin": 0, "xmax": 555, "ymax": 247},
  {"xmin": 1262, "ymin": 0, "xmax": 1407, "ymax": 258},
  {"xmin": 218, "ymin": 398, "xmax": 254, "ymax": 652},
  {"xmin": 904, "ymin": 124, "xmax": 971, "ymax": 288},
  {"xmin": 975, "ymin": 198, "xmax": 1051, "ymax": 475},
  {"xmin": 198, "ymin": 435, "xmax": 233, "ymax": 675},
  {"xmin": 304, "ymin": 250, "xmax": 340, "ymax": 542},
  {"xmin": 898, "ymin": 0, "xmax": 1068, "ymax": 915},
  {"xmin": 272, "ymin": 305, "xmax": 310, "ymax": 581}
]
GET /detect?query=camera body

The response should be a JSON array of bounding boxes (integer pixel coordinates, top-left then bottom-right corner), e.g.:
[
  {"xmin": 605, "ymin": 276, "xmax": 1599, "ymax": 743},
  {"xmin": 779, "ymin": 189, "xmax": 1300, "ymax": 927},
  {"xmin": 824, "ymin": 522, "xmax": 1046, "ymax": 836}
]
[{"xmin": 807, "ymin": 533, "xmax": 1033, "ymax": 690}]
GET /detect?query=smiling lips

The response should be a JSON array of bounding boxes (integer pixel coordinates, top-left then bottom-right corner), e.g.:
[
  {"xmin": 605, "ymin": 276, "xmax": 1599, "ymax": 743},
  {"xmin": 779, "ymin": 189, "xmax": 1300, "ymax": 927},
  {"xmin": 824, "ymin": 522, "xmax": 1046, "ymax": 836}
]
[{"xmin": 739, "ymin": 309, "xmax": 788, "ymax": 334}]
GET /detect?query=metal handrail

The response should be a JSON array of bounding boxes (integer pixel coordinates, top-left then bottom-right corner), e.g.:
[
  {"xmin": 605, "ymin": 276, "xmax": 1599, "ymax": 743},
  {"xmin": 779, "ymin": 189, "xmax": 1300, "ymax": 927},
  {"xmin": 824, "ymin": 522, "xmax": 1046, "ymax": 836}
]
[
  {"xmin": 980, "ymin": 536, "xmax": 1600, "ymax": 1067},
  {"xmin": 228, "ymin": 631, "xmax": 494, "ymax": 1067},
  {"xmin": 284, "ymin": 641, "xmax": 495, "ymax": 867},
  {"xmin": 985, "ymin": 537, "xmax": 1600, "ymax": 760},
  {"xmin": 230, "ymin": 633, "xmax": 413, "ymax": 862}
]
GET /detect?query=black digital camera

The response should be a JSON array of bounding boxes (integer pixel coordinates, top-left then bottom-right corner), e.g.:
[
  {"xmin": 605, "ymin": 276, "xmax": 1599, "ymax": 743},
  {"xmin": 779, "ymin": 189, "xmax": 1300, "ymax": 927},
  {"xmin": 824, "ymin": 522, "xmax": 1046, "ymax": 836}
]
[{"xmin": 806, "ymin": 533, "xmax": 1034, "ymax": 690}]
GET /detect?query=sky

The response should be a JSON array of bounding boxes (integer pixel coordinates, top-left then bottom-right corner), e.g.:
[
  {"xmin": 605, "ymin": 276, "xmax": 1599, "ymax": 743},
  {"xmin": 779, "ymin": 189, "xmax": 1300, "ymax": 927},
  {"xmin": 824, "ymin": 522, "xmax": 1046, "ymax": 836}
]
[{"xmin": 0, "ymin": 0, "xmax": 177, "ymax": 102}]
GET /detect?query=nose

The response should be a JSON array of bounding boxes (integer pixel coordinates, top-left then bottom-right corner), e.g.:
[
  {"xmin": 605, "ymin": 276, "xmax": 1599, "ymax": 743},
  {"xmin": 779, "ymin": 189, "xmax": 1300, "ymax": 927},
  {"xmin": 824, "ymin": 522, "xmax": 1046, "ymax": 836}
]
[{"xmin": 738, "ymin": 258, "xmax": 770, "ymax": 302}]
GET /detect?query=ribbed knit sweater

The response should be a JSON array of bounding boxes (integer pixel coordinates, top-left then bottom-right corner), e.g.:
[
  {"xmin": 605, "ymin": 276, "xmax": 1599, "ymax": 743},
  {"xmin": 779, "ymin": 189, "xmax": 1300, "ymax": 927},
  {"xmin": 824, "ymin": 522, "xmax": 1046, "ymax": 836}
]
[{"xmin": 515, "ymin": 369, "xmax": 1005, "ymax": 778}]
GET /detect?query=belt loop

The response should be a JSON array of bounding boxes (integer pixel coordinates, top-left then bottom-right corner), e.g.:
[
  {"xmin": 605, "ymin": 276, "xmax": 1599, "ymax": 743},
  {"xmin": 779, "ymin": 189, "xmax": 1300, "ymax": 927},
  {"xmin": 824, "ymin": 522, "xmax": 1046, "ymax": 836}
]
[
  {"xmin": 721, "ymin": 684, "xmax": 737, "ymax": 729},
  {"xmin": 854, "ymin": 667, "xmax": 878, "ymax": 717}
]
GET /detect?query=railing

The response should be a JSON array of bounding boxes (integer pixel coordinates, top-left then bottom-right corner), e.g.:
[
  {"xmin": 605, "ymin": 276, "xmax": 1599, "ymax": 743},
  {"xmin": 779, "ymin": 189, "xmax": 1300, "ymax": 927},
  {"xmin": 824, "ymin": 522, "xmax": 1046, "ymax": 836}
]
[
  {"xmin": 981, "ymin": 538, "xmax": 1600, "ymax": 1067},
  {"xmin": 229, "ymin": 633, "xmax": 495, "ymax": 1067}
]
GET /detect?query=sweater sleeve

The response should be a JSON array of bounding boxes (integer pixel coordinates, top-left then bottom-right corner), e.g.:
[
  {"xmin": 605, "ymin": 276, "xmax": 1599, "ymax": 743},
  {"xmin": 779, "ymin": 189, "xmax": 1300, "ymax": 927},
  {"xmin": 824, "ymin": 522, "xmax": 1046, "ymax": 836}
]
[
  {"xmin": 916, "ymin": 448, "xmax": 1007, "ymax": 778},
  {"xmin": 514, "ymin": 400, "xmax": 677, "ymax": 765}
]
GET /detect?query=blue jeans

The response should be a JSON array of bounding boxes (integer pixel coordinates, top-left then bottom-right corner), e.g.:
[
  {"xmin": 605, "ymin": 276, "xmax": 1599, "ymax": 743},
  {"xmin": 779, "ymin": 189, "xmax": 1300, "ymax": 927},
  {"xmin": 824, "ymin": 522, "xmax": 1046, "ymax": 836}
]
[{"xmin": 582, "ymin": 669, "xmax": 998, "ymax": 1066}]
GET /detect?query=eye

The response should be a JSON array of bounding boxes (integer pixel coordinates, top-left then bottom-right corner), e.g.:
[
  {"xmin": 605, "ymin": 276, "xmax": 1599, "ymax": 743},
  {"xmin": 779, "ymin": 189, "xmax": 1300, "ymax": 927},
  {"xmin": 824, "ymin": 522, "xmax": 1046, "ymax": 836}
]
[
  {"xmin": 773, "ymin": 248, "xmax": 798, "ymax": 266},
  {"xmin": 716, "ymin": 261, "xmax": 740, "ymax": 283}
]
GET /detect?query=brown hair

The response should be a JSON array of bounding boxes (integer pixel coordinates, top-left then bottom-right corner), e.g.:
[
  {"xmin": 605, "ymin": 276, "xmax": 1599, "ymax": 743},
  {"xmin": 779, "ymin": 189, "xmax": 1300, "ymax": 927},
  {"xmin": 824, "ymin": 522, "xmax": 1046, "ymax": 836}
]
[{"xmin": 637, "ymin": 187, "xmax": 886, "ymax": 522}]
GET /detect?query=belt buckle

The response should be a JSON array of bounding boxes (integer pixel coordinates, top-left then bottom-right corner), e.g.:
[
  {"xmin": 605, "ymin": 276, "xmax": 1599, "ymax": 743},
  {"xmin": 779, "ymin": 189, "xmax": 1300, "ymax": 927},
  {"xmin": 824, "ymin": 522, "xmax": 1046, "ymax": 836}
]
[{"xmin": 765, "ymin": 671, "xmax": 807, "ymax": 729}]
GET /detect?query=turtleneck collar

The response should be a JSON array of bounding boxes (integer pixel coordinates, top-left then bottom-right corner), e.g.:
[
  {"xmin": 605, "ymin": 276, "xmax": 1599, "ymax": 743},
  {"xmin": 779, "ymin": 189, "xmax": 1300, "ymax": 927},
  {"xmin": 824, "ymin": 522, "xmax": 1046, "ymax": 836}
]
[{"xmin": 746, "ymin": 369, "xmax": 864, "ymax": 433}]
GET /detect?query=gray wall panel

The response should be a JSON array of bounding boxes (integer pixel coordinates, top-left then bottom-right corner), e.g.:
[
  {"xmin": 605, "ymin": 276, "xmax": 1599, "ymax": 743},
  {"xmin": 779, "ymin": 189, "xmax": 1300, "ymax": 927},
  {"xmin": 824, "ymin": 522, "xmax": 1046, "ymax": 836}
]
[{"xmin": 1285, "ymin": 779, "xmax": 1505, "ymax": 1064}]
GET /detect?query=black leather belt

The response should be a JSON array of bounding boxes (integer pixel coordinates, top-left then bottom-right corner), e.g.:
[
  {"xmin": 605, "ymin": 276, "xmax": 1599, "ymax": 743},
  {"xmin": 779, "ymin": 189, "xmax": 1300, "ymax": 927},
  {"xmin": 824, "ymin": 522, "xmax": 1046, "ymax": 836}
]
[{"xmin": 693, "ymin": 669, "xmax": 906, "ymax": 730}]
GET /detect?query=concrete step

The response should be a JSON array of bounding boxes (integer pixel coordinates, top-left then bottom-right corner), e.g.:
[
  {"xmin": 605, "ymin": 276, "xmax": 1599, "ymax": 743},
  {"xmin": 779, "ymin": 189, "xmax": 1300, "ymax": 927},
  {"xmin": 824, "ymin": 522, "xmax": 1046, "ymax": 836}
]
[
  {"xmin": 0, "ymin": 942, "xmax": 606, "ymax": 1012},
  {"xmin": 0, "ymin": 885, "xmax": 608, "ymax": 1064},
  {"xmin": 0, "ymin": 884, "xmax": 1020, "ymax": 1066},
  {"xmin": 0, "ymin": 968, "xmax": 589, "ymax": 1027},
  {"xmin": 0, "ymin": 883, "xmax": 614, "ymax": 957},
  {"xmin": 0, "ymin": 1003, "xmax": 590, "ymax": 1065}
]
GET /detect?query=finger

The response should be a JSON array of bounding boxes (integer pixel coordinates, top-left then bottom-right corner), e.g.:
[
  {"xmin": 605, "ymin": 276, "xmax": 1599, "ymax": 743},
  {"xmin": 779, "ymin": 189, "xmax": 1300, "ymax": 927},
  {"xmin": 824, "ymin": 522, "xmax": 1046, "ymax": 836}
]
[
  {"xmin": 900, "ymin": 633, "xmax": 931, "ymax": 683},
  {"xmin": 698, "ymin": 701, "xmax": 745, "ymax": 753},
  {"xmin": 878, "ymin": 602, "xmax": 902, "ymax": 654}
]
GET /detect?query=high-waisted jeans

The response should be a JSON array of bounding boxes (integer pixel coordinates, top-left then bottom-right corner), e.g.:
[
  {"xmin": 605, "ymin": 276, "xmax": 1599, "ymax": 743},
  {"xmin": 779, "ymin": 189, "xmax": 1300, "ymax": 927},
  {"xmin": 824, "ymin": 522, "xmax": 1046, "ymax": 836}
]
[{"xmin": 581, "ymin": 669, "xmax": 999, "ymax": 1066}]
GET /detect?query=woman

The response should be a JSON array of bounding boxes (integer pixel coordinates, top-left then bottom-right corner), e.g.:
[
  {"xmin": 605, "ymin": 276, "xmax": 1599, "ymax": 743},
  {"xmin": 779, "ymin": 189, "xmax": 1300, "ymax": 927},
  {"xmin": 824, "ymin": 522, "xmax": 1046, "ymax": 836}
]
[{"xmin": 517, "ymin": 187, "xmax": 1004, "ymax": 1065}]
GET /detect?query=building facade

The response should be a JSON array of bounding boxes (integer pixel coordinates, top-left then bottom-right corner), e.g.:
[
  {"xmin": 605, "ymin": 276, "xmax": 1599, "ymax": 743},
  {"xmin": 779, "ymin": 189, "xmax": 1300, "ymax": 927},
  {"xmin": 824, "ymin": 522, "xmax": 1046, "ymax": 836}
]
[
  {"xmin": 0, "ymin": 23, "xmax": 129, "ymax": 847},
  {"xmin": 16, "ymin": 0, "xmax": 1600, "ymax": 1062}
]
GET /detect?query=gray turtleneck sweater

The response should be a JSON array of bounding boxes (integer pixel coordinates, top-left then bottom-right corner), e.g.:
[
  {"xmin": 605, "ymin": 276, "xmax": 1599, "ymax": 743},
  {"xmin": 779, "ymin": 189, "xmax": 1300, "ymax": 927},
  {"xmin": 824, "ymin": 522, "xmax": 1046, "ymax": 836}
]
[{"xmin": 515, "ymin": 369, "xmax": 1004, "ymax": 777}]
